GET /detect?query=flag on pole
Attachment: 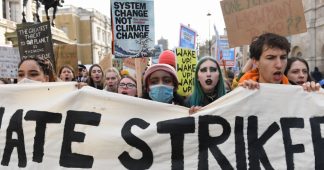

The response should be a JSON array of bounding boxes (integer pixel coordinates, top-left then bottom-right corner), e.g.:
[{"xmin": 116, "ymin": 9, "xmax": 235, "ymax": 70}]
[
  {"xmin": 213, "ymin": 24, "xmax": 219, "ymax": 40},
  {"xmin": 213, "ymin": 24, "xmax": 220, "ymax": 59}
]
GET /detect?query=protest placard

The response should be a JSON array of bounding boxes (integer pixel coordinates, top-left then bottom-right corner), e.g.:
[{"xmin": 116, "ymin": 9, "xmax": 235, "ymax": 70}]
[
  {"xmin": 111, "ymin": 0, "xmax": 155, "ymax": 58},
  {"xmin": 175, "ymin": 48, "xmax": 197, "ymax": 96},
  {"xmin": 16, "ymin": 21, "xmax": 55, "ymax": 68},
  {"xmin": 179, "ymin": 24, "xmax": 197, "ymax": 49},
  {"xmin": 0, "ymin": 46, "xmax": 20, "ymax": 78},
  {"xmin": 54, "ymin": 44, "xmax": 78, "ymax": 73},
  {"xmin": 123, "ymin": 57, "xmax": 148, "ymax": 72},
  {"xmin": 1, "ymin": 83, "xmax": 324, "ymax": 169},
  {"xmin": 220, "ymin": 0, "xmax": 307, "ymax": 47},
  {"xmin": 98, "ymin": 53, "xmax": 113, "ymax": 72},
  {"xmin": 217, "ymin": 39, "xmax": 236, "ymax": 67}
]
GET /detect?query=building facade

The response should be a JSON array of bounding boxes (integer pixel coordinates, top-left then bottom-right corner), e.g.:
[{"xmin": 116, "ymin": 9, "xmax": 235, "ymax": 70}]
[
  {"xmin": 157, "ymin": 37, "xmax": 168, "ymax": 51},
  {"xmin": 44, "ymin": 5, "xmax": 112, "ymax": 64},
  {"xmin": 290, "ymin": 0, "xmax": 324, "ymax": 72},
  {"xmin": 0, "ymin": 1, "xmax": 112, "ymax": 65},
  {"xmin": 0, "ymin": 0, "xmax": 23, "ymax": 45}
]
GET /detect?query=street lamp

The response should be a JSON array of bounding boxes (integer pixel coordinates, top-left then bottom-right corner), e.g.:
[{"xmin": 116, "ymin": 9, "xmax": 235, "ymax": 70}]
[{"xmin": 207, "ymin": 12, "xmax": 211, "ymax": 56}]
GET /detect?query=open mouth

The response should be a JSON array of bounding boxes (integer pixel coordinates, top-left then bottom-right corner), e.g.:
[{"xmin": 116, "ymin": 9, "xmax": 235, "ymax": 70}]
[
  {"xmin": 205, "ymin": 79, "xmax": 213, "ymax": 85},
  {"xmin": 121, "ymin": 91, "xmax": 128, "ymax": 95},
  {"xmin": 65, "ymin": 77, "xmax": 69, "ymax": 81},
  {"xmin": 296, "ymin": 81, "xmax": 305, "ymax": 85},
  {"xmin": 273, "ymin": 71, "xmax": 282, "ymax": 81}
]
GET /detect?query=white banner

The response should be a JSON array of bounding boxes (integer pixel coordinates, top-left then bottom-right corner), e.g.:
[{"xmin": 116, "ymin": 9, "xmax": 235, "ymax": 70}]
[{"xmin": 0, "ymin": 82, "xmax": 324, "ymax": 169}]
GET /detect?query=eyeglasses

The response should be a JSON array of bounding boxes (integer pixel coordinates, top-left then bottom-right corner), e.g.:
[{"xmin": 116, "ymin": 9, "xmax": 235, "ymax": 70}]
[{"xmin": 119, "ymin": 83, "xmax": 136, "ymax": 88}]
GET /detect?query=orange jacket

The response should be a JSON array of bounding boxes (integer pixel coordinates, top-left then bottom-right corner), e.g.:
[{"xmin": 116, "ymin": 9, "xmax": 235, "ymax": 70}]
[{"xmin": 238, "ymin": 69, "xmax": 289, "ymax": 84}]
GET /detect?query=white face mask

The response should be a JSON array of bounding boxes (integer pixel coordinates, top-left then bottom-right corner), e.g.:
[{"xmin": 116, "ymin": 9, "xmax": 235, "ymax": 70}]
[{"xmin": 17, "ymin": 78, "xmax": 42, "ymax": 84}]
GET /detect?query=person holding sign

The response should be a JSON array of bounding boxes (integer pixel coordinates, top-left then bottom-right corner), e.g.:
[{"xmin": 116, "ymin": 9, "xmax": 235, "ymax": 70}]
[
  {"xmin": 87, "ymin": 64, "xmax": 104, "ymax": 90},
  {"xmin": 104, "ymin": 67, "xmax": 121, "ymax": 93},
  {"xmin": 18, "ymin": 57, "xmax": 56, "ymax": 83},
  {"xmin": 118, "ymin": 75, "xmax": 137, "ymax": 97},
  {"xmin": 58, "ymin": 65, "xmax": 75, "ymax": 82},
  {"xmin": 185, "ymin": 56, "xmax": 226, "ymax": 114},
  {"xmin": 142, "ymin": 64, "xmax": 184, "ymax": 105},
  {"xmin": 238, "ymin": 33, "xmax": 320, "ymax": 91},
  {"xmin": 284, "ymin": 57, "xmax": 312, "ymax": 85}
]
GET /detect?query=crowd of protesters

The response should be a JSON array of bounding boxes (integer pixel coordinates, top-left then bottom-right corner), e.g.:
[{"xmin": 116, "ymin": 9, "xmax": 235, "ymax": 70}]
[{"xmin": 1, "ymin": 32, "xmax": 323, "ymax": 114}]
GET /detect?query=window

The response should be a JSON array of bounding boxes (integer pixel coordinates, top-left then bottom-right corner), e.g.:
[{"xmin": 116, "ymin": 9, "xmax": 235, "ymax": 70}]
[
  {"xmin": 3, "ymin": 0, "xmax": 6, "ymax": 18},
  {"xmin": 103, "ymin": 31, "xmax": 107, "ymax": 43},
  {"xmin": 97, "ymin": 27, "xmax": 101, "ymax": 41},
  {"xmin": 61, "ymin": 26, "xmax": 68, "ymax": 34},
  {"xmin": 9, "ymin": 2, "xmax": 19, "ymax": 22}
]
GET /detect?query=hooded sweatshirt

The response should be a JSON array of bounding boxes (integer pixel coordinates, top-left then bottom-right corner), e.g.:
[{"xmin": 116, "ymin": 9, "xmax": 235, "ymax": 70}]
[{"xmin": 238, "ymin": 69, "xmax": 289, "ymax": 84}]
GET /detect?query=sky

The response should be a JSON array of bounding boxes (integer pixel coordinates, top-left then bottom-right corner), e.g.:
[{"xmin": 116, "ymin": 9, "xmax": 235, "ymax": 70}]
[{"xmin": 64, "ymin": 0, "xmax": 226, "ymax": 49}]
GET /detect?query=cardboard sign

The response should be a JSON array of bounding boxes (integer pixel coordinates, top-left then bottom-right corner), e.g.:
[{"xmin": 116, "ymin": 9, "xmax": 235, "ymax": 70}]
[
  {"xmin": 0, "ymin": 47, "xmax": 20, "ymax": 78},
  {"xmin": 54, "ymin": 44, "xmax": 78, "ymax": 74},
  {"xmin": 98, "ymin": 53, "xmax": 113, "ymax": 72},
  {"xmin": 123, "ymin": 57, "xmax": 147, "ymax": 72},
  {"xmin": 175, "ymin": 48, "xmax": 197, "ymax": 96},
  {"xmin": 111, "ymin": 0, "xmax": 155, "ymax": 58},
  {"xmin": 220, "ymin": 0, "xmax": 307, "ymax": 47},
  {"xmin": 16, "ymin": 21, "xmax": 55, "ymax": 68},
  {"xmin": 1, "ymin": 83, "xmax": 324, "ymax": 169}
]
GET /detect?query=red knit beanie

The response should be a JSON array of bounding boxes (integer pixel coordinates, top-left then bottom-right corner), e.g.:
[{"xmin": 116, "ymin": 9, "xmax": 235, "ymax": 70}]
[{"xmin": 158, "ymin": 50, "xmax": 176, "ymax": 69}]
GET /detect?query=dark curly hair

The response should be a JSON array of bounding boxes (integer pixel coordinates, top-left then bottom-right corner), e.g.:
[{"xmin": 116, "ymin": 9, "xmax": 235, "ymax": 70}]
[
  {"xmin": 18, "ymin": 57, "xmax": 56, "ymax": 82},
  {"xmin": 249, "ymin": 33, "xmax": 291, "ymax": 60}
]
